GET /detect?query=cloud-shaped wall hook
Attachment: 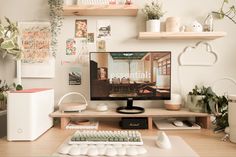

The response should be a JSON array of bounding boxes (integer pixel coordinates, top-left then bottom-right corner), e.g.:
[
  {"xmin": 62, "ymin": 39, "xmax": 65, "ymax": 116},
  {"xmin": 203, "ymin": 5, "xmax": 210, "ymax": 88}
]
[{"xmin": 178, "ymin": 41, "xmax": 218, "ymax": 66}]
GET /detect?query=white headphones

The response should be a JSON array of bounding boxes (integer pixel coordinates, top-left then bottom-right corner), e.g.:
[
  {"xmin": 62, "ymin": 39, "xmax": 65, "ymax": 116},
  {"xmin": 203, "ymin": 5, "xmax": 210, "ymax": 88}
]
[{"xmin": 57, "ymin": 92, "xmax": 88, "ymax": 112}]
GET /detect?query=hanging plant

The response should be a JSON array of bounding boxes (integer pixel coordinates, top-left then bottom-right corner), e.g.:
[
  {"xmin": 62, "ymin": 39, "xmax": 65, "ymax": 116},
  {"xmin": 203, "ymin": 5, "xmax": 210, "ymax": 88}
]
[
  {"xmin": 0, "ymin": 17, "xmax": 22, "ymax": 60},
  {"xmin": 48, "ymin": 0, "xmax": 64, "ymax": 57},
  {"xmin": 212, "ymin": 0, "xmax": 236, "ymax": 24}
]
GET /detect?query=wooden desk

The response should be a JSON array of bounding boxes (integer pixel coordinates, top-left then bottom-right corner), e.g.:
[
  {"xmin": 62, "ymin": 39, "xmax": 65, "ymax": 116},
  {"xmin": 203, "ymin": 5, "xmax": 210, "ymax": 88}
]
[{"xmin": 0, "ymin": 122, "xmax": 236, "ymax": 157}]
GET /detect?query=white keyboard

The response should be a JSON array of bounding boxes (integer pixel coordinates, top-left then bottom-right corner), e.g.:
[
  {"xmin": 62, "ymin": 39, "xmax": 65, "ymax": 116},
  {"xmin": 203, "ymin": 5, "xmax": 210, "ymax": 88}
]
[{"xmin": 69, "ymin": 130, "xmax": 143, "ymax": 145}]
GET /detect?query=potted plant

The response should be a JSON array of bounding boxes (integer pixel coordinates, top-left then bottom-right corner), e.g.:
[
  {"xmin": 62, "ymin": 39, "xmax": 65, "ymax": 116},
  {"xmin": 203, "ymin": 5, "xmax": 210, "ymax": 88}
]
[
  {"xmin": 0, "ymin": 79, "xmax": 23, "ymax": 111},
  {"xmin": 187, "ymin": 85, "xmax": 229, "ymax": 131},
  {"xmin": 187, "ymin": 85, "xmax": 207, "ymax": 113},
  {"xmin": 142, "ymin": 0, "xmax": 165, "ymax": 32}
]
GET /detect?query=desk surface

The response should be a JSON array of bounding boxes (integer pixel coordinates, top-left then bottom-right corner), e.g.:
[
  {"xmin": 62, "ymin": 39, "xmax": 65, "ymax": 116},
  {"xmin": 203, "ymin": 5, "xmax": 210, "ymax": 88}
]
[{"xmin": 0, "ymin": 121, "xmax": 236, "ymax": 157}]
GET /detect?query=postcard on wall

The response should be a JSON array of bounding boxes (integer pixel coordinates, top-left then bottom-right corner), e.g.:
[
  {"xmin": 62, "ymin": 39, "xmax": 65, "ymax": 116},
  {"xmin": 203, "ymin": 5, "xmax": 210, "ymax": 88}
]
[
  {"xmin": 18, "ymin": 21, "xmax": 55, "ymax": 78},
  {"xmin": 97, "ymin": 20, "xmax": 111, "ymax": 38},
  {"xmin": 87, "ymin": 33, "xmax": 94, "ymax": 43},
  {"xmin": 96, "ymin": 40, "xmax": 106, "ymax": 52},
  {"xmin": 66, "ymin": 38, "xmax": 76, "ymax": 55},
  {"xmin": 69, "ymin": 67, "xmax": 82, "ymax": 85},
  {"xmin": 75, "ymin": 19, "xmax": 87, "ymax": 38}
]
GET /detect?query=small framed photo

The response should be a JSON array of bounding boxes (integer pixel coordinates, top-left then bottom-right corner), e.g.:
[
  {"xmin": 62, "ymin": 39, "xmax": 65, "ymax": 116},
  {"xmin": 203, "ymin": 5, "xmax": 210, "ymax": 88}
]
[{"xmin": 75, "ymin": 19, "xmax": 87, "ymax": 38}]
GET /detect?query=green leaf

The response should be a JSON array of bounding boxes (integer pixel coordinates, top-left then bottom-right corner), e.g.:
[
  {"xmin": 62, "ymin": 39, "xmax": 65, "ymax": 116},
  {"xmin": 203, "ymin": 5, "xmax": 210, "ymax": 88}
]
[
  {"xmin": 16, "ymin": 84, "xmax": 23, "ymax": 91},
  {"xmin": 1, "ymin": 39, "xmax": 15, "ymax": 49},
  {"xmin": 224, "ymin": 0, "xmax": 229, "ymax": 3}
]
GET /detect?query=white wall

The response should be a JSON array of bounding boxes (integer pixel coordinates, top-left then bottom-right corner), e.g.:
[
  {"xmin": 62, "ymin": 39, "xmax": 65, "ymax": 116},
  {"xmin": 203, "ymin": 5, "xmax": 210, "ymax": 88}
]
[{"xmin": 1, "ymin": 0, "xmax": 236, "ymax": 108}]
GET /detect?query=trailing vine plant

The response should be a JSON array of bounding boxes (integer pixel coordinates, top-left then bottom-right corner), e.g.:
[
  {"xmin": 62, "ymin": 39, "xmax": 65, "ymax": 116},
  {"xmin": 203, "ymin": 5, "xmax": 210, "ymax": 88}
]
[
  {"xmin": 48, "ymin": 0, "xmax": 63, "ymax": 57},
  {"xmin": 212, "ymin": 0, "xmax": 236, "ymax": 24}
]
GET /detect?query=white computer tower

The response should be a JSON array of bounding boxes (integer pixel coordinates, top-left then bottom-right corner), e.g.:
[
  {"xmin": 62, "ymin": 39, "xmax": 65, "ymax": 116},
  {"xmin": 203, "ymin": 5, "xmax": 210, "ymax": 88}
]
[{"xmin": 7, "ymin": 88, "xmax": 54, "ymax": 141}]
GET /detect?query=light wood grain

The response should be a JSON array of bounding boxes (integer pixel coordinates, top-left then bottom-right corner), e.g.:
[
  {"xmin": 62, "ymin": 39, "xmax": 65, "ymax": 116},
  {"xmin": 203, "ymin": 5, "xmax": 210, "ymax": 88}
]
[
  {"xmin": 50, "ymin": 108, "xmax": 209, "ymax": 118},
  {"xmin": 138, "ymin": 32, "xmax": 227, "ymax": 40},
  {"xmin": 50, "ymin": 108, "xmax": 210, "ymax": 129},
  {"xmin": 0, "ymin": 122, "xmax": 236, "ymax": 157},
  {"xmin": 63, "ymin": 5, "xmax": 138, "ymax": 16}
]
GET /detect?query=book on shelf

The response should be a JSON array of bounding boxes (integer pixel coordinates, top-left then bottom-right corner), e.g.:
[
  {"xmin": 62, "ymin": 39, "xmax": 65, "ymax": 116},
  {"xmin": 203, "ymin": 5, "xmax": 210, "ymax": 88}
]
[{"xmin": 66, "ymin": 120, "xmax": 99, "ymax": 130}]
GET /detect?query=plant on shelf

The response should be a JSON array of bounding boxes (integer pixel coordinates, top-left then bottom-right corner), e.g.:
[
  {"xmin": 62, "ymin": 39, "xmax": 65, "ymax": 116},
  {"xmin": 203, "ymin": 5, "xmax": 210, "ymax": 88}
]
[
  {"xmin": 142, "ymin": 0, "xmax": 165, "ymax": 32},
  {"xmin": 48, "ymin": 0, "xmax": 63, "ymax": 57},
  {"xmin": 212, "ymin": 0, "xmax": 236, "ymax": 24},
  {"xmin": 0, "ymin": 79, "xmax": 23, "ymax": 111},
  {"xmin": 0, "ymin": 17, "xmax": 22, "ymax": 59},
  {"xmin": 187, "ymin": 85, "xmax": 229, "ymax": 130}
]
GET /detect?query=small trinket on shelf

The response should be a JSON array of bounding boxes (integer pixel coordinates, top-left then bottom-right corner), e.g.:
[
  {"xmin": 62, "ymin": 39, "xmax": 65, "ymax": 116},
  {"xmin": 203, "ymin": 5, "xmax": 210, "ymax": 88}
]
[
  {"xmin": 109, "ymin": 0, "xmax": 116, "ymax": 5},
  {"xmin": 125, "ymin": 0, "xmax": 132, "ymax": 5},
  {"xmin": 203, "ymin": 13, "xmax": 214, "ymax": 32}
]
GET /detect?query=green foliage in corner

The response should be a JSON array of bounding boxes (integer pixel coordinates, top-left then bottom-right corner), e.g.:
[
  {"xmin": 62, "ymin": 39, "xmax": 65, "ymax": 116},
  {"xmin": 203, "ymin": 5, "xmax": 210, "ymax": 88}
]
[
  {"xmin": 212, "ymin": 0, "xmax": 236, "ymax": 24},
  {"xmin": 0, "ymin": 17, "xmax": 22, "ymax": 59}
]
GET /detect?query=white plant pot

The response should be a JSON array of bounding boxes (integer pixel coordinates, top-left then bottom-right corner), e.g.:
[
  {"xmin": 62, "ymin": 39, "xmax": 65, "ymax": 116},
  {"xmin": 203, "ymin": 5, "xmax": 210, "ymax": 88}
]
[
  {"xmin": 64, "ymin": 0, "xmax": 76, "ymax": 5},
  {"xmin": 187, "ymin": 95, "xmax": 206, "ymax": 113},
  {"xmin": 146, "ymin": 19, "xmax": 160, "ymax": 32}
]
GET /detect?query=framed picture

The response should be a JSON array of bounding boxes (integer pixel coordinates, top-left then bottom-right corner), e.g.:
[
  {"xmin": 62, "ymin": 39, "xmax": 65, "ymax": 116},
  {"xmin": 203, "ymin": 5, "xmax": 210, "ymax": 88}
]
[
  {"xmin": 69, "ymin": 67, "xmax": 81, "ymax": 85},
  {"xmin": 75, "ymin": 19, "xmax": 87, "ymax": 38},
  {"xmin": 18, "ymin": 21, "xmax": 55, "ymax": 78}
]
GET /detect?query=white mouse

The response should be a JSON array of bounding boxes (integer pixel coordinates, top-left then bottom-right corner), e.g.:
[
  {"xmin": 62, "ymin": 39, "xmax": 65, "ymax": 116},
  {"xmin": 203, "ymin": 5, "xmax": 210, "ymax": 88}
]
[
  {"xmin": 58, "ymin": 144, "xmax": 73, "ymax": 154},
  {"xmin": 105, "ymin": 147, "xmax": 117, "ymax": 156},
  {"xmin": 173, "ymin": 120, "xmax": 184, "ymax": 127},
  {"xmin": 126, "ymin": 146, "xmax": 138, "ymax": 156},
  {"xmin": 68, "ymin": 146, "xmax": 80, "ymax": 156},
  {"xmin": 156, "ymin": 131, "xmax": 172, "ymax": 149}
]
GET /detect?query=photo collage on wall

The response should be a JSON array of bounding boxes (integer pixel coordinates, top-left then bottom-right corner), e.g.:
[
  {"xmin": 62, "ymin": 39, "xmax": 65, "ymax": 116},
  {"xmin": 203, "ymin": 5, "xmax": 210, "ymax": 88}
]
[{"xmin": 63, "ymin": 18, "xmax": 112, "ymax": 85}]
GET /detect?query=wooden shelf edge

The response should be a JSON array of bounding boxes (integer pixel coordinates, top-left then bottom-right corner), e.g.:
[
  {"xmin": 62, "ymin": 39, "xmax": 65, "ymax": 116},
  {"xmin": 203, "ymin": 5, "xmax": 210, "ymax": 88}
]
[
  {"xmin": 50, "ymin": 108, "xmax": 209, "ymax": 118},
  {"xmin": 63, "ymin": 4, "xmax": 138, "ymax": 16},
  {"xmin": 138, "ymin": 32, "xmax": 227, "ymax": 40}
]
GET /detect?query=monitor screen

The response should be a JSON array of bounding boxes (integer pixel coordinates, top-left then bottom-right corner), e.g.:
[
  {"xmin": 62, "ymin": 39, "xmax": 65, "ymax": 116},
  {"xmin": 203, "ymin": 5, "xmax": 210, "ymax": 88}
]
[{"xmin": 90, "ymin": 51, "xmax": 171, "ymax": 101}]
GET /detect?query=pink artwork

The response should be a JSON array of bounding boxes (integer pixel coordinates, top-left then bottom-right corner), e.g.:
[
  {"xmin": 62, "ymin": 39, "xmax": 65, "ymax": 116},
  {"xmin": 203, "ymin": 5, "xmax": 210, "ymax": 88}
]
[
  {"xmin": 75, "ymin": 19, "xmax": 87, "ymax": 38},
  {"xmin": 18, "ymin": 22, "xmax": 51, "ymax": 64},
  {"xmin": 66, "ymin": 39, "xmax": 76, "ymax": 55}
]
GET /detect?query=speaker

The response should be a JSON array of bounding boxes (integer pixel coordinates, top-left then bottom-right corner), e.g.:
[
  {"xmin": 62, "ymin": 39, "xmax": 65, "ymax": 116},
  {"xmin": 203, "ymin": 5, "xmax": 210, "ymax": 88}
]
[{"xmin": 120, "ymin": 117, "xmax": 148, "ymax": 129}]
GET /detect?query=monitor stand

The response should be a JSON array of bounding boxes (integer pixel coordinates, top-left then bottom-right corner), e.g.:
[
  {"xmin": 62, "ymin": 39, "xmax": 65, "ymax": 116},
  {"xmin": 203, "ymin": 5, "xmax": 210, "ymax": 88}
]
[{"xmin": 116, "ymin": 98, "xmax": 145, "ymax": 114}]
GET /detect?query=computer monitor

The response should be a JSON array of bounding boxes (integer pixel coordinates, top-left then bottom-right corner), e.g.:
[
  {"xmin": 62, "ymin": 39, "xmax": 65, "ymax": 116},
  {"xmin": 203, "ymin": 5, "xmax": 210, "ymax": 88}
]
[{"xmin": 90, "ymin": 51, "xmax": 171, "ymax": 114}]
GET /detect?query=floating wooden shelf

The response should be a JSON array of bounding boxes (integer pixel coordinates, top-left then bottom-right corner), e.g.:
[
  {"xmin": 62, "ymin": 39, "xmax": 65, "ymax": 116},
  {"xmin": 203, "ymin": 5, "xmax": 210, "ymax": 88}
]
[
  {"xmin": 50, "ymin": 108, "xmax": 210, "ymax": 129},
  {"xmin": 63, "ymin": 5, "xmax": 138, "ymax": 16},
  {"xmin": 138, "ymin": 32, "xmax": 227, "ymax": 40}
]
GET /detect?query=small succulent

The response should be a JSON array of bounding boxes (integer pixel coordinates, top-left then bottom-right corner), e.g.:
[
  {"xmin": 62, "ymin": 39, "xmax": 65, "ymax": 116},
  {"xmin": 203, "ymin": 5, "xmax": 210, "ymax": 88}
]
[
  {"xmin": 142, "ymin": 0, "xmax": 165, "ymax": 20},
  {"xmin": 0, "ymin": 17, "xmax": 23, "ymax": 59}
]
